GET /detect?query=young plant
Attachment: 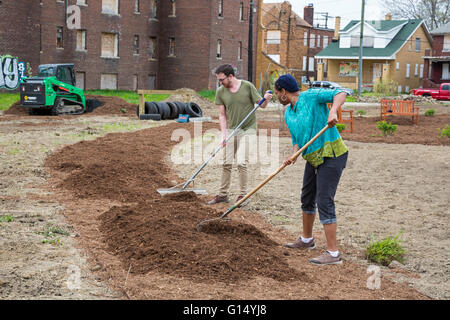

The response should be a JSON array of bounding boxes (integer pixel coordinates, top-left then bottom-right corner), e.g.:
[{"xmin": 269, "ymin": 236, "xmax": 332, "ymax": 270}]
[
  {"xmin": 336, "ymin": 123, "xmax": 346, "ymax": 132},
  {"xmin": 356, "ymin": 110, "xmax": 366, "ymax": 117},
  {"xmin": 365, "ymin": 232, "xmax": 406, "ymax": 266},
  {"xmin": 424, "ymin": 109, "xmax": 435, "ymax": 116},
  {"xmin": 0, "ymin": 215, "xmax": 13, "ymax": 223},
  {"xmin": 437, "ymin": 124, "xmax": 450, "ymax": 138},
  {"xmin": 376, "ymin": 120, "xmax": 397, "ymax": 136},
  {"xmin": 120, "ymin": 108, "xmax": 127, "ymax": 114}
]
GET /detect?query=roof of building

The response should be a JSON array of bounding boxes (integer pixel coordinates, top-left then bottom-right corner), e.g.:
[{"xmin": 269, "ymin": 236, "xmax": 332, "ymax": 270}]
[
  {"xmin": 262, "ymin": 2, "xmax": 311, "ymax": 29},
  {"xmin": 315, "ymin": 19, "xmax": 430, "ymax": 59},
  {"xmin": 430, "ymin": 22, "xmax": 450, "ymax": 35}
]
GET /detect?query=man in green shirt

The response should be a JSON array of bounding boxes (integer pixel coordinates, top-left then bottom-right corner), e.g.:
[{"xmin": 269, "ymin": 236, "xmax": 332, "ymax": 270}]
[{"xmin": 207, "ymin": 64, "xmax": 272, "ymax": 205}]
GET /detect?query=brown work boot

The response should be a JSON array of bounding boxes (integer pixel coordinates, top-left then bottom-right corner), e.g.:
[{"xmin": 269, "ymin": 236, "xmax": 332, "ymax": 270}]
[
  {"xmin": 236, "ymin": 195, "xmax": 250, "ymax": 208},
  {"xmin": 283, "ymin": 237, "xmax": 316, "ymax": 250},
  {"xmin": 309, "ymin": 251, "xmax": 342, "ymax": 265},
  {"xmin": 206, "ymin": 195, "xmax": 229, "ymax": 205}
]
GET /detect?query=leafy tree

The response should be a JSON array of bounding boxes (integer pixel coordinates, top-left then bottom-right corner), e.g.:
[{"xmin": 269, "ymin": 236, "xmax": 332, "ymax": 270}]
[{"xmin": 382, "ymin": 0, "xmax": 450, "ymax": 30}]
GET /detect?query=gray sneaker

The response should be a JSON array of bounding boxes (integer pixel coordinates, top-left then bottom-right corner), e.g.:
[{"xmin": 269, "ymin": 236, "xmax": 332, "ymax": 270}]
[
  {"xmin": 283, "ymin": 237, "xmax": 316, "ymax": 250},
  {"xmin": 309, "ymin": 251, "xmax": 342, "ymax": 265},
  {"xmin": 206, "ymin": 195, "xmax": 229, "ymax": 205}
]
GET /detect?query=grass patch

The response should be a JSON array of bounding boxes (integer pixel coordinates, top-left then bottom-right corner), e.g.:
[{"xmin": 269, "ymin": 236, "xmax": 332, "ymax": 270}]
[
  {"xmin": 365, "ymin": 232, "xmax": 406, "ymax": 266},
  {"xmin": 102, "ymin": 122, "xmax": 142, "ymax": 132},
  {"xmin": 0, "ymin": 92, "xmax": 20, "ymax": 111},
  {"xmin": 197, "ymin": 90, "xmax": 216, "ymax": 102},
  {"xmin": 0, "ymin": 214, "xmax": 14, "ymax": 223},
  {"xmin": 84, "ymin": 90, "xmax": 170, "ymax": 105},
  {"xmin": 36, "ymin": 224, "xmax": 70, "ymax": 245}
]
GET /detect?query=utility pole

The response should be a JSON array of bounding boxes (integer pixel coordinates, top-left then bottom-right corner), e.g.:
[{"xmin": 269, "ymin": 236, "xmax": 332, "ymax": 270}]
[
  {"xmin": 248, "ymin": 0, "xmax": 254, "ymax": 83},
  {"xmin": 358, "ymin": 0, "xmax": 365, "ymax": 97}
]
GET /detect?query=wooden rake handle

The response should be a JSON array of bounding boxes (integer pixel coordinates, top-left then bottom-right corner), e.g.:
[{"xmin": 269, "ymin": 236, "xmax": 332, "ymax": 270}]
[{"xmin": 226, "ymin": 124, "xmax": 330, "ymax": 215}]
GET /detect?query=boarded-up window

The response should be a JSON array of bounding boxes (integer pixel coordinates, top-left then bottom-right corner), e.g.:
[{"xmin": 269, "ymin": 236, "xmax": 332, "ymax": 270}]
[
  {"xmin": 443, "ymin": 63, "xmax": 450, "ymax": 80},
  {"xmin": 101, "ymin": 74, "xmax": 118, "ymax": 90},
  {"xmin": 406, "ymin": 63, "xmax": 410, "ymax": 78},
  {"xmin": 133, "ymin": 75, "xmax": 138, "ymax": 91},
  {"xmin": 101, "ymin": 33, "xmax": 118, "ymax": 57},
  {"xmin": 218, "ymin": 0, "xmax": 223, "ymax": 17},
  {"xmin": 323, "ymin": 36, "xmax": 328, "ymax": 47},
  {"xmin": 239, "ymin": 2, "xmax": 244, "ymax": 21},
  {"xmin": 102, "ymin": 0, "xmax": 118, "ymax": 14},
  {"xmin": 76, "ymin": 30, "xmax": 86, "ymax": 50},
  {"xmin": 304, "ymin": 32, "xmax": 308, "ymax": 46},
  {"xmin": 170, "ymin": 0, "xmax": 176, "ymax": 16},
  {"xmin": 217, "ymin": 39, "xmax": 222, "ymax": 58},
  {"xmin": 266, "ymin": 30, "xmax": 280, "ymax": 44},
  {"xmin": 317, "ymin": 35, "xmax": 321, "ymax": 48},
  {"xmin": 238, "ymin": 41, "xmax": 242, "ymax": 60},
  {"xmin": 169, "ymin": 37, "xmax": 175, "ymax": 56},
  {"xmin": 134, "ymin": 35, "xmax": 139, "ymax": 54},
  {"xmin": 56, "ymin": 26, "xmax": 63, "ymax": 48},
  {"xmin": 149, "ymin": 37, "xmax": 157, "ymax": 59},
  {"xmin": 308, "ymin": 57, "xmax": 315, "ymax": 72},
  {"xmin": 76, "ymin": 72, "xmax": 85, "ymax": 89},
  {"xmin": 149, "ymin": 75, "xmax": 156, "ymax": 89},
  {"xmin": 420, "ymin": 64, "xmax": 424, "ymax": 78},
  {"xmin": 415, "ymin": 38, "xmax": 421, "ymax": 52},
  {"xmin": 150, "ymin": 0, "xmax": 157, "ymax": 19}
]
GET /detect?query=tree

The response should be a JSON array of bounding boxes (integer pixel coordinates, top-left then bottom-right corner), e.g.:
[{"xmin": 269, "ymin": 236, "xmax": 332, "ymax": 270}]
[{"xmin": 382, "ymin": 0, "xmax": 450, "ymax": 30}]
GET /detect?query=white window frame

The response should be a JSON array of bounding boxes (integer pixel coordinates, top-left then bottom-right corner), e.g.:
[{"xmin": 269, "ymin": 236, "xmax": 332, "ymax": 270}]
[
  {"xmin": 317, "ymin": 35, "xmax": 321, "ymax": 48},
  {"xmin": 308, "ymin": 57, "xmax": 315, "ymax": 72},
  {"xmin": 442, "ymin": 63, "xmax": 450, "ymax": 80},
  {"xmin": 419, "ymin": 64, "xmax": 424, "ymax": 78},
  {"xmin": 239, "ymin": 2, "xmax": 244, "ymax": 21},
  {"xmin": 396, "ymin": 62, "xmax": 400, "ymax": 70},
  {"xmin": 302, "ymin": 56, "xmax": 307, "ymax": 71},
  {"xmin": 406, "ymin": 63, "xmax": 410, "ymax": 78},
  {"xmin": 323, "ymin": 36, "xmax": 328, "ymax": 47},
  {"xmin": 310, "ymin": 33, "xmax": 315, "ymax": 48},
  {"xmin": 266, "ymin": 30, "xmax": 281, "ymax": 45},
  {"xmin": 415, "ymin": 63, "xmax": 418, "ymax": 76},
  {"xmin": 218, "ymin": 0, "xmax": 223, "ymax": 18},
  {"xmin": 149, "ymin": 37, "xmax": 157, "ymax": 60},
  {"xmin": 169, "ymin": 37, "xmax": 176, "ymax": 57},
  {"xmin": 444, "ymin": 35, "xmax": 450, "ymax": 52},
  {"xmin": 217, "ymin": 39, "xmax": 222, "ymax": 59},
  {"xmin": 304, "ymin": 32, "xmax": 308, "ymax": 46}
]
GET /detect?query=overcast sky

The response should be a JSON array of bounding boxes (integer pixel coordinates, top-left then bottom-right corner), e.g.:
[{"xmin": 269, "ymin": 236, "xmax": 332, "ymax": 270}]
[{"xmin": 263, "ymin": 0, "xmax": 386, "ymax": 29}]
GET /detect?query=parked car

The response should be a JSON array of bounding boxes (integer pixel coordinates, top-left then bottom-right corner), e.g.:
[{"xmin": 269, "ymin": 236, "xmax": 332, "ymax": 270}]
[
  {"xmin": 309, "ymin": 81, "xmax": 354, "ymax": 96},
  {"xmin": 412, "ymin": 83, "xmax": 450, "ymax": 100}
]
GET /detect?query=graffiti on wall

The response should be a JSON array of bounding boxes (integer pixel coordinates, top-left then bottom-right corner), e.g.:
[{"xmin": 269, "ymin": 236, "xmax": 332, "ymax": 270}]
[{"xmin": 0, "ymin": 55, "xmax": 27, "ymax": 90}]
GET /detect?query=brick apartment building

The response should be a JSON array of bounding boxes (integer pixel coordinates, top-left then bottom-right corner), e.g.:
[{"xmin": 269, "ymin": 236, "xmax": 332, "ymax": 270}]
[
  {"xmin": 0, "ymin": 0, "xmax": 258, "ymax": 91},
  {"xmin": 257, "ymin": 2, "xmax": 333, "ymax": 86},
  {"xmin": 422, "ymin": 22, "xmax": 450, "ymax": 88}
]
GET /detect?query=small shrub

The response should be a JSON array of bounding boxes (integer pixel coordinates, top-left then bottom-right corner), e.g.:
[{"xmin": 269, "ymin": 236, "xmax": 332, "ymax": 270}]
[
  {"xmin": 356, "ymin": 110, "xmax": 366, "ymax": 117},
  {"xmin": 366, "ymin": 233, "xmax": 406, "ymax": 266},
  {"xmin": 0, "ymin": 215, "xmax": 13, "ymax": 223},
  {"xmin": 336, "ymin": 123, "xmax": 346, "ymax": 132},
  {"xmin": 424, "ymin": 109, "xmax": 435, "ymax": 116},
  {"xmin": 376, "ymin": 120, "xmax": 397, "ymax": 136},
  {"xmin": 120, "ymin": 108, "xmax": 127, "ymax": 114},
  {"xmin": 437, "ymin": 124, "xmax": 450, "ymax": 138}
]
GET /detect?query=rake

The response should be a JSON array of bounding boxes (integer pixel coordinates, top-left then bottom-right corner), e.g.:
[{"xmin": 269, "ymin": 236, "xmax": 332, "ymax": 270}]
[
  {"xmin": 196, "ymin": 124, "xmax": 330, "ymax": 231},
  {"xmin": 157, "ymin": 93, "xmax": 271, "ymax": 196}
]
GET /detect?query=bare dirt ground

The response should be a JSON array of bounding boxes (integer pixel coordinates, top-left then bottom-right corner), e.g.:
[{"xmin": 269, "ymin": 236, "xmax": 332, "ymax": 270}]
[{"xmin": 0, "ymin": 94, "xmax": 448, "ymax": 300}]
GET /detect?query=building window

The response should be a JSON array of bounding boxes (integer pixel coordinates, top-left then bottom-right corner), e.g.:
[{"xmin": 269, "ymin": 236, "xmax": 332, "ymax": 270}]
[
  {"xmin": 218, "ymin": 0, "xmax": 223, "ymax": 17},
  {"xmin": 169, "ymin": 37, "xmax": 175, "ymax": 56},
  {"xmin": 239, "ymin": 2, "xmax": 244, "ymax": 21},
  {"xmin": 396, "ymin": 62, "xmax": 400, "ymax": 70},
  {"xmin": 323, "ymin": 36, "xmax": 328, "ymax": 47},
  {"xmin": 267, "ymin": 30, "xmax": 280, "ymax": 45},
  {"xmin": 76, "ymin": 30, "xmax": 86, "ymax": 51},
  {"xmin": 56, "ymin": 26, "xmax": 64, "ymax": 48},
  {"xmin": 304, "ymin": 32, "xmax": 308, "ymax": 46},
  {"xmin": 169, "ymin": 0, "xmax": 176, "ymax": 16},
  {"xmin": 238, "ymin": 41, "xmax": 242, "ymax": 60},
  {"xmin": 134, "ymin": 0, "xmax": 139, "ymax": 13},
  {"xmin": 150, "ymin": 0, "xmax": 157, "ymax": 19},
  {"xmin": 102, "ymin": 0, "xmax": 118, "ymax": 15},
  {"xmin": 419, "ymin": 64, "xmax": 424, "ymax": 78},
  {"xmin": 133, "ymin": 75, "xmax": 138, "ymax": 91},
  {"xmin": 77, "ymin": 0, "xmax": 87, "ymax": 5},
  {"xmin": 317, "ymin": 35, "xmax": 321, "ymax": 48},
  {"xmin": 442, "ymin": 63, "xmax": 450, "ymax": 80},
  {"xmin": 444, "ymin": 35, "xmax": 450, "ymax": 52},
  {"xmin": 149, "ymin": 75, "xmax": 156, "ymax": 89},
  {"xmin": 217, "ymin": 39, "xmax": 222, "ymax": 59},
  {"xmin": 406, "ymin": 63, "xmax": 410, "ymax": 78},
  {"xmin": 134, "ymin": 35, "xmax": 139, "ymax": 55},
  {"xmin": 101, "ymin": 33, "xmax": 118, "ymax": 58},
  {"xmin": 100, "ymin": 73, "xmax": 118, "ymax": 90},
  {"xmin": 76, "ymin": 72, "xmax": 85, "ymax": 89},
  {"xmin": 308, "ymin": 57, "xmax": 315, "ymax": 72},
  {"xmin": 310, "ymin": 33, "xmax": 315, "ymax": 48},
  {"xmin": 149, "ymin": 37, "xmax": 157, "ymax": 59},
  {"xmin": 415, "ymin": 38, "xmax": 421, "ymax": 52},
  {"xmin": 302, "ymin": 56, "xmax": 307, "ymax": 71},
  {"xmin": 414, "ymin": 63, "xmax": 418, "ymax": 76}
]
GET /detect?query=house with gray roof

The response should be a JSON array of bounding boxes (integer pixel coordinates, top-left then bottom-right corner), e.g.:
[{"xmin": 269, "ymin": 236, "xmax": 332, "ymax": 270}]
[{"xmin": 315, "ymin": 14, "xmax": 432, "ymax": 93}]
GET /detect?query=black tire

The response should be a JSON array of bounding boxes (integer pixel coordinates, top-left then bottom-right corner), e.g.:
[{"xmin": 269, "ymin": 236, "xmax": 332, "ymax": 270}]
[
  {"xmin": 174, "ymin": 101, "xmax": 187, "ymax": 114},
  {"xmin": 166, "ymin": 102, "xmax": 179, "ymax": 119},
  {"xmin": 185, "ymin": 102, "xmax": 203, "ymax": 117},
  {"xmin": 154, "ymin": 102, "xmax": 171, "ymax": 120},
  {"xmin": 139, "ymin": 113, "xmax": 161, "ymax": 121},
  {"xmin": 145, "ymin": 101, "xmax": 159, "ymax": 114},
  {"xmin": 28, "ymin": 108, "xmax": 36, "ymax": 115}
]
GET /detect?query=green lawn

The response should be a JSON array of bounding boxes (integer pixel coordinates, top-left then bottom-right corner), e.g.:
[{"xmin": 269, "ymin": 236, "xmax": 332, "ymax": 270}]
[
  {"xmin": 0, "ymin": 93, "xmax": 20, "ymax": 111},
  {"xmin": 197, "ymin": 89, "xmax": 216, "ymax": 102},
  {"xmin": 84, "ymin": 90, "xmax": 170, "ymax": 105}
]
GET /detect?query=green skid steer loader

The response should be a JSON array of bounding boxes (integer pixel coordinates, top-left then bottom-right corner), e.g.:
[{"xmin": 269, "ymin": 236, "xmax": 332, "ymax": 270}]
[{"xmin": 20, "ymin": 64, "xmax": 86, "ymax": 115}]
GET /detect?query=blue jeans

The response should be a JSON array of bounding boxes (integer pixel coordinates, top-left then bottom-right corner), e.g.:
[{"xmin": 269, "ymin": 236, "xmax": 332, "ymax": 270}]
[{"xmin": 301, "ymin": 152, "xmax": 348, "ymax": 224}]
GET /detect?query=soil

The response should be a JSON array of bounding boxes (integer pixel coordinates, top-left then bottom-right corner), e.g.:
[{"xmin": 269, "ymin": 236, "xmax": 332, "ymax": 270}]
[{"xmin": 0, "ymin": 93, "xmax": 448, "ymax": 300}]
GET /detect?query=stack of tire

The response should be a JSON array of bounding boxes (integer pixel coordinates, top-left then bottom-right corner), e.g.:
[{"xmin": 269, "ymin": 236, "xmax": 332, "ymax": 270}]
[{"xmin": 137, "ymin": 101, "xmax": 202, "ymax": 120}]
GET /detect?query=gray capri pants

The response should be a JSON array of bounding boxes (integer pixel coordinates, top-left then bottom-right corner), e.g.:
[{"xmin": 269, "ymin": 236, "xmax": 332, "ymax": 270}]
[{"xmin": 301, "ymin": 151, "xmax": 348, "ymax": 224}]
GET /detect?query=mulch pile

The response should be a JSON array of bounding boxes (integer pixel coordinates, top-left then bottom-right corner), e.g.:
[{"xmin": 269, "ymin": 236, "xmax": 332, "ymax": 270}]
[{"xmin": 46, "ymin": 123, "xmax": 307, "ymax": 283}]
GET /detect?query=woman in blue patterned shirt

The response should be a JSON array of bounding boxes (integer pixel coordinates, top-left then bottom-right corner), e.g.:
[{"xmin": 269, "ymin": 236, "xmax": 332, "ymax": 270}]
[{"xmin": 274, "ymin": 74, "xmax": 348, "ymax": 265}]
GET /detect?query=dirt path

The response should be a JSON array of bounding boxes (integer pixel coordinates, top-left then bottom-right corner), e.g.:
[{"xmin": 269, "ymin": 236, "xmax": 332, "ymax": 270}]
[{"xmin": 0, "ymin": 94, "xmax": 448, "ymax": 300}]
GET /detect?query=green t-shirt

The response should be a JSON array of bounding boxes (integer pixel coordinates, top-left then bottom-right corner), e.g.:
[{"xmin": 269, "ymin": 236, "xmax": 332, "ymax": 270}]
[{"xmin": 214, "ymin": 80, "xmax": 262, "ymax": 131}]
